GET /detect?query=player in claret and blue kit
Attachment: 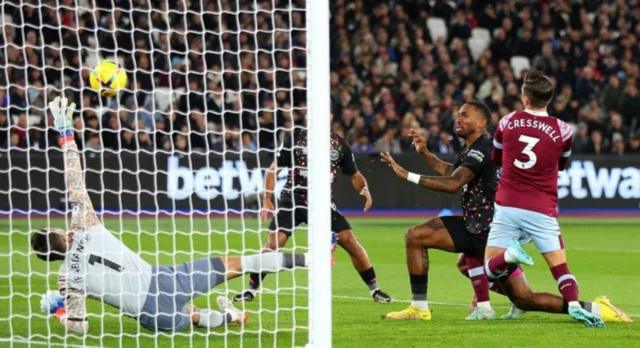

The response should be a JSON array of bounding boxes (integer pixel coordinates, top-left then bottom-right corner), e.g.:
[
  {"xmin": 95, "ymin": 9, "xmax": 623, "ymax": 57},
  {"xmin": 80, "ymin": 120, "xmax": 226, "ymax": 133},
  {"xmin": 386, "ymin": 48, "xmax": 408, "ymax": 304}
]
[
  {"xmin": 32, "ymin": 97, "xmax": 309, "ymax": 333},
  {"xmin": 484, "ymin": 70, "xmax": 633, "ymax": 327}
]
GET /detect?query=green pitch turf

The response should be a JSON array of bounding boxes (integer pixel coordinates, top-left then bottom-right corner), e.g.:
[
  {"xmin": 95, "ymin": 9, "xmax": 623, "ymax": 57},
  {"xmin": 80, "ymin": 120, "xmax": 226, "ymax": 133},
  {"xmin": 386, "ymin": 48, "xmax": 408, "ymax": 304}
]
[{"xmin": 0, "ymin": 217, "xmax": 638, "ymax": 347}]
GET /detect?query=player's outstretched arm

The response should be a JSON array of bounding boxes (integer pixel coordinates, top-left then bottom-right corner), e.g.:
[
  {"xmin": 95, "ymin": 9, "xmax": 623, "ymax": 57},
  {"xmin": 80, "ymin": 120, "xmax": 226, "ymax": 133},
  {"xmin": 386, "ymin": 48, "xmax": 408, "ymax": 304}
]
[
  {"xmin": 410, "ymin": 128, "xmax": 454, "ymax": 176},
  {"xmin": 261, "ymin": 162, "xmax": 281, "ymax": 222},
  {"xmin": 49, "ymin": 97, "xmax": 100, "ymax": 231},
  {"xmin": 338, "ymin": 136, "xmax": 372, "ymax": 211},
  {"xmin": 55, "ymin": 274, "xmax": 89, "ymax": 334},
  {"xmin": 349, "ymin": 172, "xmax": 372, "ymax": 212},
  {"xmin": 381, "ymin": 152, "xmax": 475, "ymax": 193}
]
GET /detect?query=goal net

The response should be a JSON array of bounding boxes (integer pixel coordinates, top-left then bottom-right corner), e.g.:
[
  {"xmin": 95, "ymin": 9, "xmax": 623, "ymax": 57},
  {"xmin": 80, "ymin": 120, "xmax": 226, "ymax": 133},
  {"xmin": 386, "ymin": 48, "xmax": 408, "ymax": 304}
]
[{"xmin": 0, "ymin": 0, "xmax": 331, "ymax": 346}]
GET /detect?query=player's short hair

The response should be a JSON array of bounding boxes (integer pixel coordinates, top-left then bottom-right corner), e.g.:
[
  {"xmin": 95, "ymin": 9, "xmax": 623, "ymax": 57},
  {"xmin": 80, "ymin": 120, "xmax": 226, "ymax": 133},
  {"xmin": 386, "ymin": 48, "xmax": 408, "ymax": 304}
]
[
  {"xmin": 465, "ymin": 100, "xmax": 492, "ymax": 125},
  {"xmin": 522, "ymin": 70, "xmax": 554, "ymax": 108},
  {"xmin": 31, "ymin": 228, "xmax": 67, "ymax": 262}
]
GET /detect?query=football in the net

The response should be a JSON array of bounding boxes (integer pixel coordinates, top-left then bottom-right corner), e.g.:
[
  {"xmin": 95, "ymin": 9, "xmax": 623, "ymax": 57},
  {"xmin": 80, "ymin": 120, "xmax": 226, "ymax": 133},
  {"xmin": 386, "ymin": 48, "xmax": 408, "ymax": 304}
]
[{"xmin": 89, "ymin": 60, "xmax": 128, "ymax": 97}]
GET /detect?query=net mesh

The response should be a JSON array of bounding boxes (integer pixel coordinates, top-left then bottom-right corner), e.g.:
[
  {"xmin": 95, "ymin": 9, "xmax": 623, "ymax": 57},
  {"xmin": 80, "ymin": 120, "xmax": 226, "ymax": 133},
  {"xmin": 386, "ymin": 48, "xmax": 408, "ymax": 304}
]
[{"xmin": 0, "ymin": 0, "xmax": 311, "ymax": 346}]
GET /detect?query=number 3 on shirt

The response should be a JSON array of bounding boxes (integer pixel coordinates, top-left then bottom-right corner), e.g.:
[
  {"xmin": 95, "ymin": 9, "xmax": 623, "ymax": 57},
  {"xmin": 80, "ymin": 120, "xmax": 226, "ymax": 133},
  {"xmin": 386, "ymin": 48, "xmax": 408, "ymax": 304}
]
[{"xmin": 515, "ymin": 135, "xmax": 540, "ymax": 169}]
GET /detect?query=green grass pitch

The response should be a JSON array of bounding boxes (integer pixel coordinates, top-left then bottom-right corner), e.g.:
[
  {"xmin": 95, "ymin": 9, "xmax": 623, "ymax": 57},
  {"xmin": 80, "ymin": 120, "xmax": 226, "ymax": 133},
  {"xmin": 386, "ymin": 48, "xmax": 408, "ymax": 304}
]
[{"xmin": 0, "ymin": 217, "xmax": 638, "ymax": 347}]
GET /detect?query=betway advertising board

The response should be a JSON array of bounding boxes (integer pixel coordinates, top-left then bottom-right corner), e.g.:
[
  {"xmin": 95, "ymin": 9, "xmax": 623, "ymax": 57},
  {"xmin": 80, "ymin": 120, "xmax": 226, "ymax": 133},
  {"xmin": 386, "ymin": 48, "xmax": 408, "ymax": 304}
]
[{"xmin": 1, "ymin": 153, "xmax": 639, "ymax": 212}]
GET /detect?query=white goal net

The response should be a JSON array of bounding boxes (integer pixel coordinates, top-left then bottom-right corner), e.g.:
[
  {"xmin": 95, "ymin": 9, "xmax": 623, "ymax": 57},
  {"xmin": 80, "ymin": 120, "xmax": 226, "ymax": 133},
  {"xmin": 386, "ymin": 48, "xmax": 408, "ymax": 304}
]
[{"xmin": 0, "ymin": 0, "xmax": 331, "ymax": 346}]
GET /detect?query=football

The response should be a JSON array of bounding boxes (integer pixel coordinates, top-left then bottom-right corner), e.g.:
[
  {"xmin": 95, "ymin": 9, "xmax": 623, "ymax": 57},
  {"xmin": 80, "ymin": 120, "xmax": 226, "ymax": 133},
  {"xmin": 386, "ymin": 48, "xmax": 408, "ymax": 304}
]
[{"xmin": 89, "ymin": 60, "xmax": 128, "ymax": 97}]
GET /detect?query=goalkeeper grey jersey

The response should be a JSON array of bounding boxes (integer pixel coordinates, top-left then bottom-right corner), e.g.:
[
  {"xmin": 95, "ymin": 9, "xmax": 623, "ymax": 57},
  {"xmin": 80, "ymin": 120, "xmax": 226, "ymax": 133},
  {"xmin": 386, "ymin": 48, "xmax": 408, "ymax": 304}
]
[{"xmin": 59, "ymin": 225, "xmax": 152, "ymax": 316}]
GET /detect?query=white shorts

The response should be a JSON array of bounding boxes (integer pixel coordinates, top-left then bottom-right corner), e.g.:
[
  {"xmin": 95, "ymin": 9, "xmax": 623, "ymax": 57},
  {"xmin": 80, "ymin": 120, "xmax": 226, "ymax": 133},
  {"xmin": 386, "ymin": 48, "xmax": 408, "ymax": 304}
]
[{"xmin": 488, "ymin": 204, "xmax": 562, "ymax": 253}]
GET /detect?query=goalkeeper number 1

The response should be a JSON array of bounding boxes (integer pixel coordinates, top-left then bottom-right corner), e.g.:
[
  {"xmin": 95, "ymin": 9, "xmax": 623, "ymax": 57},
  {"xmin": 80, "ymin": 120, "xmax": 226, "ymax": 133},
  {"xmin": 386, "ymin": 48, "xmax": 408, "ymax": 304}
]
[{"xmin": 31, "ymin": 97, "xmax": 309, "ymax": 333}]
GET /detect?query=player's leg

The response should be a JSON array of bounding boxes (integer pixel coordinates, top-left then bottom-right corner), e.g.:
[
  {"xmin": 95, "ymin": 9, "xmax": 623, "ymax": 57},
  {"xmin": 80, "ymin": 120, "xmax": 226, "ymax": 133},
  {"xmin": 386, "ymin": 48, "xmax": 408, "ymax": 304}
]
[
  {"xmin": 385, "ymin": 217, "xmax": 459, "ymax": 320},
  {"xmin": 332, "ymin": 205, "xmax": 392, "ymax": 302},
  {"xmin": 234, "ymin": 198, "xmax": 300, "ymax": 302}
]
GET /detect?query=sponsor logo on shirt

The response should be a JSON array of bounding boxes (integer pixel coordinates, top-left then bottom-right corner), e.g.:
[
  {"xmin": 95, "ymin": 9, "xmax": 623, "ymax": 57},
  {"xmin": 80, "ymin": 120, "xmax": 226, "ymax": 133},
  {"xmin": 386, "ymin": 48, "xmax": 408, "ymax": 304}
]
[{"xmin": 467, "ymin": 149, "xmax": 485, "ymax": 162}]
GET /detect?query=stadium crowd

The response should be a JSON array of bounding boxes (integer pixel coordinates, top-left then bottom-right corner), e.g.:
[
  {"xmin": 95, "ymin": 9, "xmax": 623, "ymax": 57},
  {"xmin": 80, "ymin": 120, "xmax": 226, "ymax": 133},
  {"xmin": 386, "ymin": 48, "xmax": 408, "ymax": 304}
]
[{"xmin": 1, "ymin": 0, "xmax": 640, "ymax": 155}]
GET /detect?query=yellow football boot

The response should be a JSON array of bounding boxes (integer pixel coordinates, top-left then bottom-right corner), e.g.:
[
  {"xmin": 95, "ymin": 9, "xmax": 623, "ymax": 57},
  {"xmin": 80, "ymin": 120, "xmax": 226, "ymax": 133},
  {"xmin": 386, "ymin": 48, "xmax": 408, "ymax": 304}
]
[
  {"xmin": 385, "ymin": 306, "xmax": 432, "ymax": 320},
  {"xmin": 595, "ymin": 296, "xmax": 633, "ymax": 323}
]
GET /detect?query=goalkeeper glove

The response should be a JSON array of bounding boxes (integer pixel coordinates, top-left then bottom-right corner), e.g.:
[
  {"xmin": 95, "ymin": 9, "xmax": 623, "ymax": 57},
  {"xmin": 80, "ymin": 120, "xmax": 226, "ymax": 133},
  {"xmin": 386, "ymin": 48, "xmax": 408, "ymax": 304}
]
[
  {"xmin": 48, "ymin": 96, "xmax": 77, "ymax": 148},
  {"xmin": 48, "ymin": 96, "xmax": 76, "ymax": 131},
  {"xmin": 40, "ymin": 290, "xmax": 65, "ymax": 315}
]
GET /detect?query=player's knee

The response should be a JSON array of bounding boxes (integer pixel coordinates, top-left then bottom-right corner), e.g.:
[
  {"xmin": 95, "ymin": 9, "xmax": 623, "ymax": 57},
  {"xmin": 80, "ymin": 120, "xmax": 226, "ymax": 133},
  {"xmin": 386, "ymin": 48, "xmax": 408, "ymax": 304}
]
[
  {"xmin": 456, "ymin": 254, "xmax": 468, "ymax": 274},
  {"xmin": 404, "ymin": 226, "xmax": 424, "ymax": 247},
  {"xmin": 337, "ymin": 231, "xmax": 358, "ymax": 251}
]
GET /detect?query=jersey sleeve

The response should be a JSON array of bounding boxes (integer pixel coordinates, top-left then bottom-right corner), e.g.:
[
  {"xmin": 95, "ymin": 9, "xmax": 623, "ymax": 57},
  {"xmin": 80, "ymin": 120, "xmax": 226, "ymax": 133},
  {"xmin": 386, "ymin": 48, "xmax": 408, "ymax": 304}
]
[
  {"xmin": 558, "ymin": 120, "xmax": 573, "ymax": 170},
  {"xmin": 57, "ymin": 267, "xmax": 89, "ymax": 334},
  {"xmin": 459, "ymin": 143, "xmax": 492, "ymax": 175},
  {"xmin": 61, "ymin": 137, "xmax": 100, "ymax": 231},
  {"xmin": 275, "ymin": 132, "xmax": 294, "ymax": 168},
  {"xmin": 339, "ymin": 136, "xmax": 358, "ymax": 176}
]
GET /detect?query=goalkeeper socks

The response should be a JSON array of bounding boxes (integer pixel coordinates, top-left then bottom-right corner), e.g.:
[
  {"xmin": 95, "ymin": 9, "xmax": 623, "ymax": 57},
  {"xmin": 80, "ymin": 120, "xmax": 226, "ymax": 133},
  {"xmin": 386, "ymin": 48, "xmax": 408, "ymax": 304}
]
[
  {"xmin": 550, "ymin": 263, "xmax": 579, "ymax": 303},
  {"xmin": 242, "ymin": 253, "xmax": 306, "ymax": 274},
  {"xmin": 196, "ymin": 309, "xmax": 227, "ymax": 328},
  {"xmin": 409, "ymin": 273, "xmax": 429, "ymax": 311},
  {"xmin": 358, "ymin": 267, "xmax": 379, "ymax": 292}
]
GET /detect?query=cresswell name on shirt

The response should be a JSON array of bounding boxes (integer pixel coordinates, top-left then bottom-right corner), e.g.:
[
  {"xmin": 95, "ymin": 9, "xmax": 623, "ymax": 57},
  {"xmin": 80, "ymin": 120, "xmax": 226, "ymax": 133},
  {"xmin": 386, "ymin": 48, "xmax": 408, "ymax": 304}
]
[
  {"xmin": 69, "ymin": 234, "xmax": 91, "ymax": 283},
  {"xmin": 506, "ymin": 119, "xmax": 560, "ymax": 142}
]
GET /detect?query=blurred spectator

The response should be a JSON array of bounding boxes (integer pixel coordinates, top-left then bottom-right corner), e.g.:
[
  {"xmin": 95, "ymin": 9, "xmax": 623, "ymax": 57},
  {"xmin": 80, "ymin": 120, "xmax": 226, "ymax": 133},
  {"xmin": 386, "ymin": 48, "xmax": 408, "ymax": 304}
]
[
  {"xmin": 0, "ymin": 0, "xmax": 639, "ymax": 157},
  {"xmin": 628, "ymin": 134, "xmax": 640, "ymax": 155}
]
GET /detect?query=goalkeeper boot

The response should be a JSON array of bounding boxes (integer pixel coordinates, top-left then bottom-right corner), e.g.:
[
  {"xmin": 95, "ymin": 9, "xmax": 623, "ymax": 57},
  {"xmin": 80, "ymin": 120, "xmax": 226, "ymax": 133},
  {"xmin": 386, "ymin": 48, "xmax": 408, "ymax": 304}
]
[
  {"xmin": 506, "ymin": 240, "xmax": 534, "ymax": 266},
  {"xmin": 232, "ymin": 290, "xmax": 255, "ymax": 303},
  {"xmin": 372, "ymin": 289, "xmax": 393, "ymax": 303},
  {"xmin": 568, "ymin": 305, "xmax": 605, "ymax": 328},
  {"xmin": 501, "ymin": 303, "xmax": 526, "ymax": 319},
  {"xmin": 465, "ymin": 306, "xmax": 495, "ymax": 320},
  {"xmin": 594, "ymin": 295, "xmax": 633, "ymax": 323},
  {"xmin": 217, "ymin": 296, "xmax": 248, "ymax": 324},
  {"xmin": 384, "ymin": 306, "xmax": 431, "ymax": 320}
]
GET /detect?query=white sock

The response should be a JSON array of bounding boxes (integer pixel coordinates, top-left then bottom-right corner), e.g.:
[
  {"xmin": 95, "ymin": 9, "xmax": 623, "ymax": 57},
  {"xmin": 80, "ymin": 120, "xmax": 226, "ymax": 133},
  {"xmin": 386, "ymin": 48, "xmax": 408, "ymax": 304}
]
[
  {"xmin": 196, "ymin": 309, "xmax": 225, "ymax": 328},
  {"xmin": 589, "ymin": 302, "xmax": 602, "ymax": 317},
  {"xmin": 568, "ymin": 301, "xmax": 581, "ymax": 308},
  {"xmin": 504, "ymin": 249, "xmax": 517, "ymax": 263},
  {"xmin": 477, "ymin": 301, "xmax": 492, "ymax": 310},
  {"xmin": 241, "ymin": 253, "xmax": 307, "ymax": 273},
  {"xmin": 370, "ymin": 288, "xmax": 380, "ymax": 295},
  {"xmin": 412, "ymin": 301, "xmax": 429, "ymax": 311}
]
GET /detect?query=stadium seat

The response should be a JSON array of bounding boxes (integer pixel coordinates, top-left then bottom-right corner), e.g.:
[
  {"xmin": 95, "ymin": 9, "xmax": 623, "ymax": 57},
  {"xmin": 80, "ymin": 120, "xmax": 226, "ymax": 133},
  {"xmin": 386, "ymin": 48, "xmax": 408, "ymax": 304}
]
[
  {"xmin": 427, "ymin": 17, "xmax": 448, "ymax": 43},
  {"xmin": 510, "ymin": 56, "xmax": 531, "ymax": 78},
  {"xmin": 468, "ymin": 38, "xmax": 489, "ymax": 62},
  {"xmin": 471, "ymin": 28, "xmax": 492, "ymax": 45}
]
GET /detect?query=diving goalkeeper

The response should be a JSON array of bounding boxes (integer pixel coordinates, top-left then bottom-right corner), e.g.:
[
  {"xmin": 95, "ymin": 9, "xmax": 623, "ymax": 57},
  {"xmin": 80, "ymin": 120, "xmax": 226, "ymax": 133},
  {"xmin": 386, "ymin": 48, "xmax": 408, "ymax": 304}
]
[{"xmin": 32, "ymin": 97, "xmax": 308, "ymax": 333}]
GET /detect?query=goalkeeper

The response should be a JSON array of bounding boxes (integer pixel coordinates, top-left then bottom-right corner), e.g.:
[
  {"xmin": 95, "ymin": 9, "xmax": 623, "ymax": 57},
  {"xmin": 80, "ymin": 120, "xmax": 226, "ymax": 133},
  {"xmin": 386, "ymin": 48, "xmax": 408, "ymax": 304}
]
[{"xmin": 32, "ymin": 97, "xmax": 308, "ymax": 333}]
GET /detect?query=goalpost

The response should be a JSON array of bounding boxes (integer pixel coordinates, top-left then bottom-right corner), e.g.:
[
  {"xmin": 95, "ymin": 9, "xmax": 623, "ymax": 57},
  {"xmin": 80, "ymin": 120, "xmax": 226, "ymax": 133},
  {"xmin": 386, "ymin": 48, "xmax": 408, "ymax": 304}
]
[{"xmin": 0, "ymin": 0, "xmax": 331, "ymax": 346}]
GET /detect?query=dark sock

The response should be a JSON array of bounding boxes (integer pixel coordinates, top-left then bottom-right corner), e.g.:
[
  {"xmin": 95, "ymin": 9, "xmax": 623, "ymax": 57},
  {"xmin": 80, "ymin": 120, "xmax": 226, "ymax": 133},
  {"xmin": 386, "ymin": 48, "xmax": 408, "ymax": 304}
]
[
  {"xmin": 409, "ymin": 274, "xmax": 428, "ymax": 301},
  {"xmin": 359, "ymin": 267, "xmax": 379, "ymax": 291},
  {"xmin": 249, "ymin": 273, "xmax": 267, "ymax": 290}
]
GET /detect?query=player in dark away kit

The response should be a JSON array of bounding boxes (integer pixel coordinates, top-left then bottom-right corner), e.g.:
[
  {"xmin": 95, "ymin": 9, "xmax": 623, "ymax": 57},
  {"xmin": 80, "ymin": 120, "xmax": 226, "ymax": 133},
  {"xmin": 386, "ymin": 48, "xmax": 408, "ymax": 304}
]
[{"xmin": 233, "ymin": 117, "xmax": 393, "ymax": 303}]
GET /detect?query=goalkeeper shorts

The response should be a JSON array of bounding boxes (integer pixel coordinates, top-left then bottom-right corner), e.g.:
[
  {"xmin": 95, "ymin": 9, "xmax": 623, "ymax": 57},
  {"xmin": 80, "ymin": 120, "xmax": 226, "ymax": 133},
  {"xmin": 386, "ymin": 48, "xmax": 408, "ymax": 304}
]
[
  {"xmin": 138, "ymin": 257, "xmax": 226, "ymax": 331},
  {"xmin": 268, "ymin": 198, "xmax": 352, "ymax": 236}
]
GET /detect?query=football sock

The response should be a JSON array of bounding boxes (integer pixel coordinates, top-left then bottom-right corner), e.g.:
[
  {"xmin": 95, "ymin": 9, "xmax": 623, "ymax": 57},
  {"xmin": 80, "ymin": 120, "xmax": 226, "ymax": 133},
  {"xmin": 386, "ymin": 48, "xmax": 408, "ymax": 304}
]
[
  {"xmin": 550, "ymin": 263, "xmax": 579, "ymax": 304},
  {"xmin": 244, "ymin": 253, "xmax": 307, "ymax": 290},
  {"xmin": 358, "ymin": 267, "xmax": 379, "ymax": 292},
  {"xmin": 561, "ymin": 301, "xmax": 601, "ymax": 316},
  {"xmin": 484, "ymin": 253, "xmax": 509, "ymax": 279},
  {"xmin": 409, "ymin": 274, "xmax": 429, "ymax": 311},
  {"xmin": 242, "ymin": 253, "xmax": 307, "ymax": 273},
  {"xmin": 196, "ymin": 309, "xmax": 228, "ymax": 328},
  {"xmin": 465, "ymin": 255, "xmax": 491, "ymax": 304}
]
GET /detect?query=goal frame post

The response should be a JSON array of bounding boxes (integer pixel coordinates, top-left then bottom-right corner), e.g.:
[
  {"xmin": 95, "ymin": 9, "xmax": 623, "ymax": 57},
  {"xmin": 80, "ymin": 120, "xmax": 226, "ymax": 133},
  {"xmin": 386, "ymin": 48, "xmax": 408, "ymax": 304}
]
[{"xmin": 306, "ymin": 0, "xmax": 332, "ymax": 346}]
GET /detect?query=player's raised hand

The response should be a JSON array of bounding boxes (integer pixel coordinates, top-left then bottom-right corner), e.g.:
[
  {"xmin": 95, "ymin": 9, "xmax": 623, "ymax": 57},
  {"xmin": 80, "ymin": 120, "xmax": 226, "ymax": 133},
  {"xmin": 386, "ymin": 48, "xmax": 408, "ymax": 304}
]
[
  {"xmin": 49, "ymin": 96, "xmax": 77, "ymax": 131},
  {"xmin": 380, "ymin": 152, "xmax": 408, "ymax": 180},
  {"xmin": 409, "ymin": 128, "xmax": 428, "ymax": 154},
  {"xmin": 260, "ymin": 198, "xmax": 275, "ymax": 223},
  {"xmin": 359, "ymin": 187, "xmax": 372, "ymax": 212}
]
